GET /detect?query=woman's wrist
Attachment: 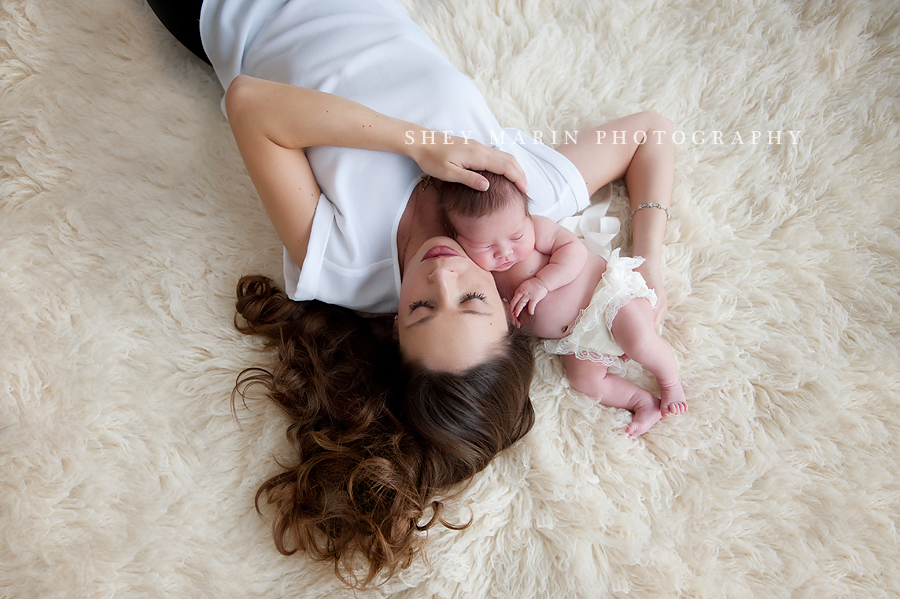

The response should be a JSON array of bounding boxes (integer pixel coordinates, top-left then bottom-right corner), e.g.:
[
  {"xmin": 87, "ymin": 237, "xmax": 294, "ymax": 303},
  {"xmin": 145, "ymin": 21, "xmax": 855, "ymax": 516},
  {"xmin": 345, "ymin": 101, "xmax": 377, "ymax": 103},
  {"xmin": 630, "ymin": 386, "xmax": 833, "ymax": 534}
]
[
  {"xmin": 397, "ymin": 125, "xmax": 433, "ymax": 161},
  {"xmin": 631, "ymin": 207, "xmax": 667, "ymax": 263},
  {"xmin": 637, "ymin": 255, "xmax": 660, "ymax": 271}
]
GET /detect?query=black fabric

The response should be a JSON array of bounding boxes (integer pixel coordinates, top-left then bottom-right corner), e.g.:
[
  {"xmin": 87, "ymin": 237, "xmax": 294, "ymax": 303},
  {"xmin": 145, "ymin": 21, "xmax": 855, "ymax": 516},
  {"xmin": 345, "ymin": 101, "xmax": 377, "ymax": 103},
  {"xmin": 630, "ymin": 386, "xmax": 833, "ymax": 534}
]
[{"xmin": 147, "ymin": 0, "xmax": 210, "ymax": 65}]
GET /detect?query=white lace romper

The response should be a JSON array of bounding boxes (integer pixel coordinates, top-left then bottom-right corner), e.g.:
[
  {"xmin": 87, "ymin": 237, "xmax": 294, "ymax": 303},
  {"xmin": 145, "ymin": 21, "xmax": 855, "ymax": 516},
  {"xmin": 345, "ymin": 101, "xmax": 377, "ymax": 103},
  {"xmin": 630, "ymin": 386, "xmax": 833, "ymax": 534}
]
[{"xmin": 542, "ymin": 248, "xmax": 657, "ymax": 372}]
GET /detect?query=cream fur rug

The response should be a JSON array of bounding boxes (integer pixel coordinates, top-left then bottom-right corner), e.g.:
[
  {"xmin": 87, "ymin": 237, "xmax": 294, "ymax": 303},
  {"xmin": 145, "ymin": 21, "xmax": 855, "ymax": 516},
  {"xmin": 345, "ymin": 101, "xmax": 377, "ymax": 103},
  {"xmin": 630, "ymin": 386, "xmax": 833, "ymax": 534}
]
[{"xmin": 2, "ymin": 0, "xmax": 898, "ymax": 597}]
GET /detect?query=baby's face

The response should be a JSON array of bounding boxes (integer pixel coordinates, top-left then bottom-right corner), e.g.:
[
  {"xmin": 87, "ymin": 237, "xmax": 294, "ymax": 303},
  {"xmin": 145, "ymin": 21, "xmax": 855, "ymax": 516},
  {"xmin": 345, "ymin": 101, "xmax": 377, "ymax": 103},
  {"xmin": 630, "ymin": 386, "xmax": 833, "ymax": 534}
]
[{"xmin": 451, "ymin": 202, "xmax": 536, "ymax": 272}]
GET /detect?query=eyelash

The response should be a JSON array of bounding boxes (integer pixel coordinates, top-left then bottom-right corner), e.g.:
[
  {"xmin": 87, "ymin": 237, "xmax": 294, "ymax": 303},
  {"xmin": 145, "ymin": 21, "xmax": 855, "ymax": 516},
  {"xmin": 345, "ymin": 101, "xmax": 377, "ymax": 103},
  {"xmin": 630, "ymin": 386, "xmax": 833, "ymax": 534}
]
[
  {"xmin": 408, "ymin": 300, "xmax": 430, "ymax": 312},
  {"xmin": 479, "ymin": 235, "xmax": 521, "ymax": 249},
  {"xmin": 408, "ymin": 292, "xmax": 486, "ymax": 312}
]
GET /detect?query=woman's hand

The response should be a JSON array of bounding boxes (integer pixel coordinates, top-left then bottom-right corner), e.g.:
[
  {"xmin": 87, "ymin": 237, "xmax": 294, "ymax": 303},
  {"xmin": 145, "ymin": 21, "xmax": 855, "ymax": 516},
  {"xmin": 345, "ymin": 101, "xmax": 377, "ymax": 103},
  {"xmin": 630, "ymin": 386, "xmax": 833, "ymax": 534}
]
[
  {"xmin": 635, "ymin": 260, "xmax": 668, "ymax": 328},
  {"xmin": 407, "ymin": 133, "xmax": 528, "ymax": 193}
]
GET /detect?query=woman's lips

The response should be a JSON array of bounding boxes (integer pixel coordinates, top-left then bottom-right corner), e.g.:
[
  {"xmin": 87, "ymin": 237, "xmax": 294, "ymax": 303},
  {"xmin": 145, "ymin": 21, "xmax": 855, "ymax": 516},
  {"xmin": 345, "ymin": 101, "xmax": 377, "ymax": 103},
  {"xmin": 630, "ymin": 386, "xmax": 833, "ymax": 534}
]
[{"xmin": 422, "ymin": 245, "xmax": 462, "ymax": 261}]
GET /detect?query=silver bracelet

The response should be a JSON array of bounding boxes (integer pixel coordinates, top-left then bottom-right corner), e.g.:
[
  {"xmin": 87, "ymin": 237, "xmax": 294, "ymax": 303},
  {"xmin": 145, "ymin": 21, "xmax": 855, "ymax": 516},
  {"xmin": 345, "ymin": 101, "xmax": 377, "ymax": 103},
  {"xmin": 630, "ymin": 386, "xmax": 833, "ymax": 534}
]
[{"xmin": 630, "ymin": 203, "xmax": 670, "ymax": 221}]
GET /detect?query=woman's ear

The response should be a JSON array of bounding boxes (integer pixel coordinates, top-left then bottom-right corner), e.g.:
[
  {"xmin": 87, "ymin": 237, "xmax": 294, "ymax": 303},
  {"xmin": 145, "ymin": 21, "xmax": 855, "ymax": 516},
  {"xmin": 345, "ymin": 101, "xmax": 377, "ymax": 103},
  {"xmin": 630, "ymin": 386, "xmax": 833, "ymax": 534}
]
[{"xmin": 393, "ymin": 314, "xmax": 399, "ymax": 341}]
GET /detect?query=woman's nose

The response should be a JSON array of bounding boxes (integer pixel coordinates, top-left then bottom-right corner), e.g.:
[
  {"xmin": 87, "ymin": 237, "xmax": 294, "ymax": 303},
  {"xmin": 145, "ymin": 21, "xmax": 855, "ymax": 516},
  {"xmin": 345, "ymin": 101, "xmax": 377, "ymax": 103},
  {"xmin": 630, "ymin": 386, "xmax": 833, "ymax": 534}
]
[
  {"xmin": 428, "ymin": 266, "xmax": 459, "ymax": 303},
  {"xmin": 429, "ymin": 266, "xmax": 458, "ymax": 286}
]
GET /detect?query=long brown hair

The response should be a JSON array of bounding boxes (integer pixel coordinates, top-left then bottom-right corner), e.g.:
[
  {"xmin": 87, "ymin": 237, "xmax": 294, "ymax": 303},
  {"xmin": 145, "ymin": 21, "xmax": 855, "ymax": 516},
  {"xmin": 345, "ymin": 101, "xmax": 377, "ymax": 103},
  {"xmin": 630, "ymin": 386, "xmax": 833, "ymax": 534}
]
[{"xmin": 233, "ymin": 275, "xmax": 534, "ymax": 587}]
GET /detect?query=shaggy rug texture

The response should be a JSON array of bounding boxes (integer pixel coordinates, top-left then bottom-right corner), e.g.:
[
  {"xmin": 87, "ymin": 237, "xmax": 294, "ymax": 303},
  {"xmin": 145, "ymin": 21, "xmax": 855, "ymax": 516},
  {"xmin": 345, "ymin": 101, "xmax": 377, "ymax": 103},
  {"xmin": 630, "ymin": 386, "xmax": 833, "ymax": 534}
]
[{"xmin": 2, "ymin": 0, "xmax": 898, "ymax": 597}]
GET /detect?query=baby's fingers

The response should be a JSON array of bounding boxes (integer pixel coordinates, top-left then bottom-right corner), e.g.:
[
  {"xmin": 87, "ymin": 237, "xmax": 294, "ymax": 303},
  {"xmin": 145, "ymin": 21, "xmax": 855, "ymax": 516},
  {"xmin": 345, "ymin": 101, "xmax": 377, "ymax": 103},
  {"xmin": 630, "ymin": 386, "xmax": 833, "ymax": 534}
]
[{"xmin": 511, "ymin": 296, "xmax": 527, "ymax": 319}]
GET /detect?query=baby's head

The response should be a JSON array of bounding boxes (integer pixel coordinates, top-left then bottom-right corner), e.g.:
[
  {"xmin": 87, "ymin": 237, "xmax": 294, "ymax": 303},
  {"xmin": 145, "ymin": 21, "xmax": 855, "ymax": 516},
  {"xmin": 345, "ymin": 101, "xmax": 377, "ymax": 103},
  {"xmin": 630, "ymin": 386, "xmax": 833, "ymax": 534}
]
[{"xmin": 439, "ymin": 171, "xmax": 536, "ymax": 272}]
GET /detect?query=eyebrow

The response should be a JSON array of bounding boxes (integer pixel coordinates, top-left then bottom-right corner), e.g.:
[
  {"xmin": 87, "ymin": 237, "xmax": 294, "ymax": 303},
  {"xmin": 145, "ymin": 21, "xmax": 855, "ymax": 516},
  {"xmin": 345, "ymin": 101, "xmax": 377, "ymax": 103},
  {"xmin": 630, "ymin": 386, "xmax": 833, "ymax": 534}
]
[{"xmin": 407, "ymin": 309, "xmax": 493, "ymax": 329}]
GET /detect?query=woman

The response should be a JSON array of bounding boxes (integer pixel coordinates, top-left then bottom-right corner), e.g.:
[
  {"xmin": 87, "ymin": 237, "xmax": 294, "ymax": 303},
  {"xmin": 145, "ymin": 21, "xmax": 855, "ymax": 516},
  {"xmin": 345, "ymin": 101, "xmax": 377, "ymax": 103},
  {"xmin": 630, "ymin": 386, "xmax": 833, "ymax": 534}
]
[{"xmin": 150, "ymin": 0, "xmax": 675, "ymax": 587}]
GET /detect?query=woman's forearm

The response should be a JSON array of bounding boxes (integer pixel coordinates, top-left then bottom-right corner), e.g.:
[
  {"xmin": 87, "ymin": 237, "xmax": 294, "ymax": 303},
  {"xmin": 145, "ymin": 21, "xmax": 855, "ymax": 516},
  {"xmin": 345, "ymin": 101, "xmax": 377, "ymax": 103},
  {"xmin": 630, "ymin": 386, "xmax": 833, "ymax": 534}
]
[
  {"xmin": 552, "ymin": 112, "xmax": 674, "ymax": 326},
  {"xmin": 224, "ymin": 75, "xmax": 527, "ymax": 192},
  {"xmin": 627, "ymin": 121, "xmax": 673, "ymax": 327},
  {"xmin": 554, "ymin": 111, "xmax": 674, "ymax": 267},
  {"xmin": 225, "ymin": 75, "xmax": 425, "ymax": 156},
  {"xmin": 624, "ymin": 115, "xmax": 674, "ymax": 267},
  {"xmin": 630, "ymin": 208, "xmax": 669, "ymax": 268}
]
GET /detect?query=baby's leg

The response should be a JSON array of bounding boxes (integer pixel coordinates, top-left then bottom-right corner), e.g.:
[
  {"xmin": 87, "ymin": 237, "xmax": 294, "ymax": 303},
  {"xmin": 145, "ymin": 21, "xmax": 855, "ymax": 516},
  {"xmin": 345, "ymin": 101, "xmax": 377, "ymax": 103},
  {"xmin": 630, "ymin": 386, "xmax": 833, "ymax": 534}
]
[
  {"xmin": 562, "ymin": 354, "xmax": 661, "ymax": 437},
  {"xmin": 610, "ymin": 298, "xmax": 687, "ymax": 417}
]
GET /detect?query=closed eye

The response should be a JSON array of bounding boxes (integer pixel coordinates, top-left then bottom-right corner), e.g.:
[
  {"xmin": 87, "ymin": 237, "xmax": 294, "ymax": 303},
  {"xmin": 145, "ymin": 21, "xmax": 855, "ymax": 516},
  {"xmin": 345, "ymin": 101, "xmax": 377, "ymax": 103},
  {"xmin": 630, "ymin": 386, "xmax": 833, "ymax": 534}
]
[
  {"xmin": 408, "ymin": 299, "xmax": 432, "ymax": 312},
  {"xmin": 408, "ymin": 294, "xmax": 486, "ymax": 317}
]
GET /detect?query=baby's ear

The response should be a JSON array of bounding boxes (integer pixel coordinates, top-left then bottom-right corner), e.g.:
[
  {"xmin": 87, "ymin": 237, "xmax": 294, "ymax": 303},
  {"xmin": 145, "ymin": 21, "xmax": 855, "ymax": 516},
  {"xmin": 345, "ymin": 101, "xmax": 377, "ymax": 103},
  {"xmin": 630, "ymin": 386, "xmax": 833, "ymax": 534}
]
[{"xmin": 440, "ymin": 210, "xmax": 458, "ymax": 238}]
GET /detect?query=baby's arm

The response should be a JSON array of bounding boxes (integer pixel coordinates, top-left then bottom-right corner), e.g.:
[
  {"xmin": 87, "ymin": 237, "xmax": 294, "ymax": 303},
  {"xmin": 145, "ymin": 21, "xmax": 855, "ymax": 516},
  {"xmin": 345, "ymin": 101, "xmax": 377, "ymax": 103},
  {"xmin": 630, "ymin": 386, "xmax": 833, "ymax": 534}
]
[{"xmin": 509, "ymin": 215, "xmax": 588, "ymax": 319}]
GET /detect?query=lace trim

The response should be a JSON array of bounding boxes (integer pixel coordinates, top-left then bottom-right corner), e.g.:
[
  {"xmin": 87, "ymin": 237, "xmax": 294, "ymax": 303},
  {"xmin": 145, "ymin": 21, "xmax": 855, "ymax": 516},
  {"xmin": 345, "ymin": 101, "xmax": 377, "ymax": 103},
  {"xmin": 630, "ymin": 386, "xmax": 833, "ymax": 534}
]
[
  {"xmin": 605, "ymin": 291, "xmax": 640, "ymax": 333},
  {"xmin": 541, "ymin": 338, "xmax": 626, "ymax": 374},
  {"xmin": 541, "ymin": 248, "xmax": 657, "ymax": 376}
]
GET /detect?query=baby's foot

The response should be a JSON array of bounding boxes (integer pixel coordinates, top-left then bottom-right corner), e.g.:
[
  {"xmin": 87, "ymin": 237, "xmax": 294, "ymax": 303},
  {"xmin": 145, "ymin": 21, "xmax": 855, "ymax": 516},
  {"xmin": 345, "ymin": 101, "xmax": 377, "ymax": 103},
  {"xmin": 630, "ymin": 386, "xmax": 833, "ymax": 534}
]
[
  {"xmin": 658, "ymin": 379, "xmax": 688, "ymax": 417},
  {"xmin": 624, "ymin": 394, "xmax": 662, "ymax": 438}
]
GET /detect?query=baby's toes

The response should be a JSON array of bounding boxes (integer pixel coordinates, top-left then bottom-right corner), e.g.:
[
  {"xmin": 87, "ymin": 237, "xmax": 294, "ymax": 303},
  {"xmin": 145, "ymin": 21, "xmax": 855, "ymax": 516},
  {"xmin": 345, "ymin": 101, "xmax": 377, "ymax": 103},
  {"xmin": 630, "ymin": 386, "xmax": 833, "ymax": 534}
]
[{"xmin": 667, "ymin": 401, "xmax": 688, "ymax": 415}]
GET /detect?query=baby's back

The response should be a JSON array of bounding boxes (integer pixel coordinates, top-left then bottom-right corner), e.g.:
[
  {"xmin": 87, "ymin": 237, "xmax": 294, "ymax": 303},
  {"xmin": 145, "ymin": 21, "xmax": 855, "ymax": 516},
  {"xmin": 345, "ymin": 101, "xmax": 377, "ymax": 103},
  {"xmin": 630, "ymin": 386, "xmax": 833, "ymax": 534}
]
[{"xmin": 493, "ymin": 249, "xmax": 608, "ymax": 339}]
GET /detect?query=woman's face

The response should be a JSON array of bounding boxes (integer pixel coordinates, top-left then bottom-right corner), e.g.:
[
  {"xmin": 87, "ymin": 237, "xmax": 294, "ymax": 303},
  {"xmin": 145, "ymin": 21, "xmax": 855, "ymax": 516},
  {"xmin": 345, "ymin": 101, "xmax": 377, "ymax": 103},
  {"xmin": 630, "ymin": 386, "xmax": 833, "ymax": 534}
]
[{"xmin": 397, "ymin": 237, "xmax": 509, "ymax": 372}]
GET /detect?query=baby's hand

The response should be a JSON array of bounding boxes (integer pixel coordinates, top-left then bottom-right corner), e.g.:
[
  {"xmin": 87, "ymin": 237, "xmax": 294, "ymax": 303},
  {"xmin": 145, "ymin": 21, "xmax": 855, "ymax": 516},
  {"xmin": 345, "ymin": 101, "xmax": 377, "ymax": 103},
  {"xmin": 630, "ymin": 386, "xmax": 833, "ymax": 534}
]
[{"xmin": 510, "ymin": 278, "xmax": 548, "ymax": 321}]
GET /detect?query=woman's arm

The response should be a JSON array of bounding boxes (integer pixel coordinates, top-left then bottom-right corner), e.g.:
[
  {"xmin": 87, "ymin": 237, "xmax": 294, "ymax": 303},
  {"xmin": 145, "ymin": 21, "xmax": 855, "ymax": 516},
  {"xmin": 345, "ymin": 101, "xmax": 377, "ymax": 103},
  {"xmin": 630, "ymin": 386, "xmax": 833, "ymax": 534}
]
[
  {"xmin": 226, "ymin": 75, "xmax": 528, "ymax": 191},
  {"xmin": 225, "ymin": 76, "xmax": 323, "ymax": 267},
  {"xmin": 554, "ymin": 112, "xmax": 675, "ymax": 327},
  {"xmin": 224, "ymin": 75, "xmax": 528, "ymax": 266}
]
